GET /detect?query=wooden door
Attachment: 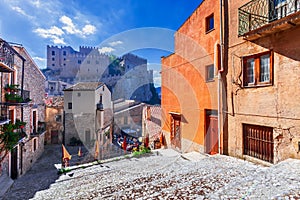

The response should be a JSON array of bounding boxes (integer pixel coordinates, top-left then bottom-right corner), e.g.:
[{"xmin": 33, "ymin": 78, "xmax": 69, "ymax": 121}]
[
  {"xmin": 51, "ymin": 130, "xmax": 59, "ymax": 144},
  {"xmin": 170, "ymin": 115, "xmax": 181, "ymax": 150},
  {"xmin": 205, "ymin": 113, "xmax": 218, "ymax": 154}
]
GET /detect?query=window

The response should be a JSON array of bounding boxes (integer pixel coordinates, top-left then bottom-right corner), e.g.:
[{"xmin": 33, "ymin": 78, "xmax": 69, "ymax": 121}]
[
  {"xmin": 52, "ymin": 51, "xmax": 55, "ymax": 56},
  {"xmin": 63, "ymin": 51, "xmax": 66, "ymax": 56},
  {"xmin": 64, "ymin": 58, "xmax": 66, "ymax": 61},
  {"xmin": 55, "ymin": 115, "xmax": 62, "ymax": 122},
  {"xmin": 206, "ymin": 14, "xmax": 214, "ymax": 32},
  {"xmin": 206, "ymin": 64, "xmax": 214, "ymax": 82},
  {"xmin": 243, "ymin": 51, "xmax": 273, "ymax": 87},
  {"xmin": 100, "ymin": 94, "xmax": 103, "ymax": 104},
  {"xmin": 68, "ymin": 102, "xmax": 72, "ymax": 109},
  {"xmin": 77, "ymin": 92, "xmax": 81, "ymax": 97},
  {"xmin": 32, "ymin": 110, "xmax": 37, "ymax": 134},
  {"xmin": 243, "ymin": 124, "xmax": 274, "ymax": 163},
  {"xmin": 52, "ymin": 64, "xmax": 55, "ymax": 66},
  {"xmin": 63, "ymin": 63, "xmax": 66, "ymax": 66},
  {"xmin": 78, "ymin": 60, "xmax": 82, "ymax": 64},
  {"xmin": 87, "ymin": 60, "xmax": 90, "ymax": 64},
  {"xmin": 52, "ymin": 57, "xmax": 55, "ymax": 61}
]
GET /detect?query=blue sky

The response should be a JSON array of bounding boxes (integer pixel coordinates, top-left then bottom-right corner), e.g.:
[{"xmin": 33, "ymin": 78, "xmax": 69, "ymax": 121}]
[{"xmin": 0, "ymin": 0, "xmax": 201, "ymax": 87}]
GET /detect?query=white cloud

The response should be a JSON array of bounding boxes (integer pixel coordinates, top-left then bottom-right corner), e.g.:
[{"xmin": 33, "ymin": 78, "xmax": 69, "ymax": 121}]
[
  {"xmin": 11, "ymin": 6, "xmax": 34, "ymax": 19},
  {"xmin": 98, "ymin": 47, "xmax": 115, "ymax": 54},
  {"xmin": 109, "ymin": 40, "xmax": 123, "ymax": 46},
  {"xmin": 60, "ymin": 15, "xmax": 77, "ymax": 34},
  {"xmin": 34, "ymin": 26, "xmax": 64, "ymax": 37},
  {"xmin": 150, "ymin": 69, "xmax": 161, "ymax": 87},
  {"xmin": 29, "ymin": 0, "xmax": 41, "ymax": 8},
  {"xmin": 34, "ymin": 26, "xmax": 65, "ymax": 44},
  {"xmin": 33, "ymin": 56, "xmax": 46, "ymax": 68},
  {"xmin": 59, "ymin": 15, "xmax": 96, "ymax": 37},
  {"xmin": 82, "ymin": 24, "xmax": 96, "ymax": 35}
]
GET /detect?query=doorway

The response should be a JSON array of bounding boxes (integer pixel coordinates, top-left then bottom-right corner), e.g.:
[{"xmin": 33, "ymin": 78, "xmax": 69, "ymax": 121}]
[
  {"xmin": 51, "ymin": 130, "xmax": 59, "ymax": 144},
  {"xmin": 170, "ymin": 114, "xmax": 181, "ymax": 150},
  {"xmin": 10, "ymin": 146, "xmax": 18, "ymax": 179},
  {"xmin": 205, "ymin": 110, "xmax": 218, "ymax": 155}
]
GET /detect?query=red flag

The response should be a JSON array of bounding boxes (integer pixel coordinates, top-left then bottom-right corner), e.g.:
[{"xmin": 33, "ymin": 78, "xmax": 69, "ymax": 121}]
[{"xmin": 122, "ymin": 136, "xmax": 127, "ymax": 150}]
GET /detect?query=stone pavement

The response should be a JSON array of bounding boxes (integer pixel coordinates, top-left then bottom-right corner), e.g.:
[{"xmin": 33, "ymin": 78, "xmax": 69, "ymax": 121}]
[
  {"xmin": 0, "ymin": 174, "xmax": 13, "ymax": 198},
  {"xmin": 3, "ymin": 146, "xmax": 300, "ymax": 199}
]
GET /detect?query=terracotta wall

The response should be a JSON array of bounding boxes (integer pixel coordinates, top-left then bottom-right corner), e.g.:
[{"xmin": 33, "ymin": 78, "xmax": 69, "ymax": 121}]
[
  {"xmin": 227, "ymin": 0, "xmax": 300, "ymax": 163},
  {"xmin": 161, "ymin": 0, "xmax": 220, "ymax": 153}
]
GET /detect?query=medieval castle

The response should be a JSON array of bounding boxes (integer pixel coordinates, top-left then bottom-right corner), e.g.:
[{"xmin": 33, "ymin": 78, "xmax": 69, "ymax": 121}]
[{"xmin": 44, "ymin": 45, "xmax": 155, "ymax": 102}]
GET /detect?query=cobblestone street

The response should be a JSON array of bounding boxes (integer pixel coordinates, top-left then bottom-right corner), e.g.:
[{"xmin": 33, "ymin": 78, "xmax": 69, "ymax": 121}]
[{"xmin": 4, "ymin": 145, "xmax": 300, "ymax": 199}]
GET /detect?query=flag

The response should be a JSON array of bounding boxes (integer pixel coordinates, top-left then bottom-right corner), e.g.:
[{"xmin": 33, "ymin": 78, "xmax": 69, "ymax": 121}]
[
  {"xmin": 78, "ymin": 147, "xmax": 82, "ymax": 157},
  {"xmin": 122, "ymin": 136, "xmax": 127, "ymax": 151},
  {"xmin": 62, "ymin": 144, "xmax": 72, "ymax": 160},
  {"xmin": 94, "ymin": 140, "xmax": 99, "ymax": 159}
]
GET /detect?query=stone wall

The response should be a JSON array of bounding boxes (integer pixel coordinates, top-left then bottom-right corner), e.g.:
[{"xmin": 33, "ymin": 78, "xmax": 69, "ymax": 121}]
[{"xmin": 21, "ymin": 133, "xmax": 45, "ymax": 177}]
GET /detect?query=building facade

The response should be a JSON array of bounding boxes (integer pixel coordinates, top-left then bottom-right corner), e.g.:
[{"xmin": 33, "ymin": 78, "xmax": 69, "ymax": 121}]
[
  {"xmin": 0, "ymin": 40, "xmax": 46, "ymax": 180},
  {"xmin": 45, "ymin": 80, "xmax": 71, "ymax": 96},
  {"xmin": 227, "ymin": 0, "xmax": 300, "ymax": 164},
  {"xmin": 64, "ymin": 82, "xmax": 113, "ymax": 149},
  {"xmin": 142, "ymin": 105, "xmax": 162, "ymax": 149},
  {"xmin": 161, "ymin": 0, "xmax": 223, "ymax": 154},
  {"xmin": 44, "ymin": 96, "xmax": 64, "ymax": 144}
]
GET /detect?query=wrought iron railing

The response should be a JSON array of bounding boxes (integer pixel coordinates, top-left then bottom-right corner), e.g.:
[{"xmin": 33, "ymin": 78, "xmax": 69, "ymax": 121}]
[
  {"xmin": 239, "ymin": 0, "xmax": 300, "ymax": 36},
  {"xmin": 0, "ymin": 39, "xmax": 15, "ymax": 71}
]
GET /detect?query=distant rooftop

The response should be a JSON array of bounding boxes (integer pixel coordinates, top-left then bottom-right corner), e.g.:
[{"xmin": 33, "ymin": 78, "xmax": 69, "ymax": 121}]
[{"xmin": 64, "ymin": 82, "xmax": 104, "ymax": 91}]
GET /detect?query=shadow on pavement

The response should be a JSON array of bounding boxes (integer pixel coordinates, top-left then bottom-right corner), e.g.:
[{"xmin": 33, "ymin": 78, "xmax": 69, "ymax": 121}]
[{"xmin": 4, "ymin": 144, "xmax": 62, "ymax": 200}]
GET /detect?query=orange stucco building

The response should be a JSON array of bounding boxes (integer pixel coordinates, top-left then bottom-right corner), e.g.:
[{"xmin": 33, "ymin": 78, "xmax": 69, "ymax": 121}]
[{"xmin": 161, "ymin": 0, "xmax": 225, "ymax": 154}]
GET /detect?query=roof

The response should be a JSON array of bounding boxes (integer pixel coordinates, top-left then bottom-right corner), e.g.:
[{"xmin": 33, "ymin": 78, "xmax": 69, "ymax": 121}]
[{"xmin": 64, "ymin": 82, "xmax": 104, "ymax": 91}]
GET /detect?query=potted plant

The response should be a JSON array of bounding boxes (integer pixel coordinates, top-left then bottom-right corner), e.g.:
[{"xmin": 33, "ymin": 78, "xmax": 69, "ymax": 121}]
[
  {"xmin": 15, "ymin": 119, "xmax": 26, "ymax": 129},
  {"xmin": 4, "ymin": 84, "xmax": 20, "ymax": 92}
]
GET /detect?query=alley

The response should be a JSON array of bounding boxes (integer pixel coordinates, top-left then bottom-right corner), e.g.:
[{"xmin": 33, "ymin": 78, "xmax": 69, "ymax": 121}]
[{"xmin": 3, "ymin": 145, "xmax": 300, "ymax": 199}]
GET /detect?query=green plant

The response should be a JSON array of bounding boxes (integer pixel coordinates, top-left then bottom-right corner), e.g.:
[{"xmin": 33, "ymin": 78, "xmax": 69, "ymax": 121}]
[
  {"xmin": 4, "ymin": 84, "xmax": 20, "ymax": 92},
  {"xmin": 4, "ymin": 93, "xmax": 24, "ymax": 103},
  {"xmin": 15, "ymin": 119, "xmax": 26, "ymax": 129}
]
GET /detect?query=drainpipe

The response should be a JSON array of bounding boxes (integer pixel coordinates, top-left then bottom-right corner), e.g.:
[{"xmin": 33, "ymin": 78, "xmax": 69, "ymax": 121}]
[{"xmin": 218, "ymin": 0, "xmax": 224, "ymax": 154}]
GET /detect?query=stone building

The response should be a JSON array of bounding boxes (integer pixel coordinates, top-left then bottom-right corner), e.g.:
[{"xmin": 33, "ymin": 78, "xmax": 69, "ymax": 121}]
[
  {"xmin": 63, "ymin": 82, "xmax": 113, "ymax": 149},
  {"xmin": 142, "ymin": 105, "xmax": 162, "ymax": 148},
  {"xmin": 226, "ymin": 0, "xmax": 300, "ymax": 164},
  {"xmin": 0, "ymin": 39, "xmax": 46, "ymax": 181},
  {"xmin": 161, "ymin": 0, "xmax": 223, "ymax": 154},
  {"xmin": 46, "ymin": 46, "xmax": 110, "ymax": 83},
  {"xmin": 44, "ymin": 96, "xmax": 64, "ymax": 144},
  {"xmin": 13, "ymin": 45, "xmax": 46, "ymax": 176},
  {"xmin": 46, "ymin": 45, "xmax": 154, "ymax": 102},
  {"xmin": 45, "ymin": 80, "xmax": 71, "ymax": 96}
]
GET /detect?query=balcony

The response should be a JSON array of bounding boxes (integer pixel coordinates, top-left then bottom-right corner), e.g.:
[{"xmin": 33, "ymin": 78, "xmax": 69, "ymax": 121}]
[
  {"xmin": 30, "ymin": 121, "xmax": 46, "ymax": 137},
  {"xmin": 0, "ymin": 39, "xmax": 15, "ymax": 73},
  {"xmin": 239, "ymin": 0, "xmax": 300, "ymax": 40},
  {"xmin": 2, "ymin": 85, "xmax": 31, "ymax": 106}
]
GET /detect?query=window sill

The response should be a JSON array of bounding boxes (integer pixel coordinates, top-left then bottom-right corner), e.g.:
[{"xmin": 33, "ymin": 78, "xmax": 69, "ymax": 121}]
[
  {"xmin": 206, "ymin": 79, "xmax": 215, "ymax": 83},
  {"xmin": 243, "ymin": 83, "xmax": 273, "ymax": 88},
  {"xmin": 206, "ymin": 28, "xmax": 215, "ymax": 34}
]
